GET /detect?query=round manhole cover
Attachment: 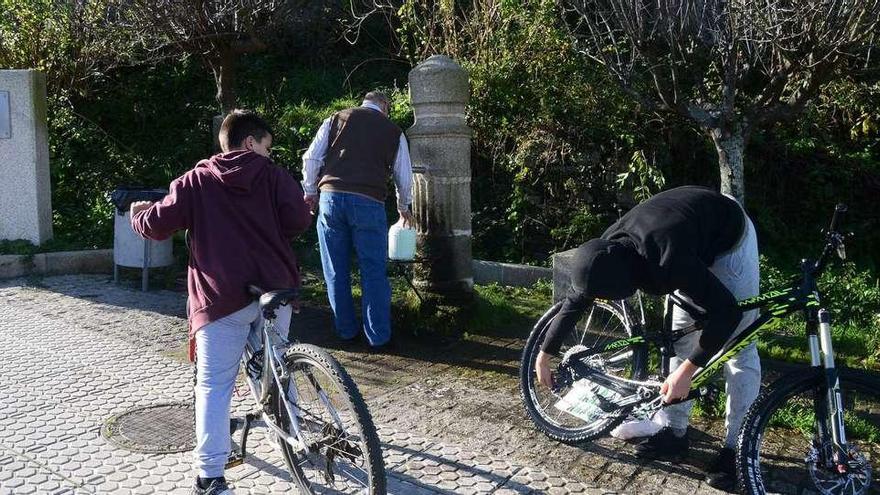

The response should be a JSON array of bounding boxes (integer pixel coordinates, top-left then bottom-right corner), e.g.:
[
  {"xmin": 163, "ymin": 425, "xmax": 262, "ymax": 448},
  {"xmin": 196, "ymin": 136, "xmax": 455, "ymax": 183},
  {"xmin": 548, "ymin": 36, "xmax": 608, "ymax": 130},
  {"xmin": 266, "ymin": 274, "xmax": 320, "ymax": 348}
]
[{"xmin": 102, "ymin": 402, "xmax": 195, "ymax": 453}]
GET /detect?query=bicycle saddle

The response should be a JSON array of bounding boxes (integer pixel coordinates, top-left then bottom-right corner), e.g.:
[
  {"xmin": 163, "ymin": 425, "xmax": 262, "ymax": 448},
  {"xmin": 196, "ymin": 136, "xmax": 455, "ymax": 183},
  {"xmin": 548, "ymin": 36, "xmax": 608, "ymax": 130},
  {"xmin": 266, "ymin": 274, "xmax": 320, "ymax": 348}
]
[{"xmin": 247, "ymin": 285, "xmax": 299, "ymax": 315}]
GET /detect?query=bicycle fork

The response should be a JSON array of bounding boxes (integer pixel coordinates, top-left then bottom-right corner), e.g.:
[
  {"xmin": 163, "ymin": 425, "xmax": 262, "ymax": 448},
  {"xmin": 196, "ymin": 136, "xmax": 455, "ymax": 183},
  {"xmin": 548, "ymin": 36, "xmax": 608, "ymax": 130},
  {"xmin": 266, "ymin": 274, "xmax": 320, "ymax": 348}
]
[{"xmin": 811, "ymin": 308, "xmax": 850, "ymax": 470}]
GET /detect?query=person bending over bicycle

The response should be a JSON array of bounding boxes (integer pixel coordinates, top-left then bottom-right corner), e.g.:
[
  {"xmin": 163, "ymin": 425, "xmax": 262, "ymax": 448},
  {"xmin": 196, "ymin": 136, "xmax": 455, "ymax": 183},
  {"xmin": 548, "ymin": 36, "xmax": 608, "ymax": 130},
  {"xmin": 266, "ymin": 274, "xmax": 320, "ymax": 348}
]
[
  {"xmin": 536, "ymin": 185, "xmax": 759, "ymax": 491},
  {"xmin": 130, "ymin": 110, "xmax": 312, "ymax": 495}
]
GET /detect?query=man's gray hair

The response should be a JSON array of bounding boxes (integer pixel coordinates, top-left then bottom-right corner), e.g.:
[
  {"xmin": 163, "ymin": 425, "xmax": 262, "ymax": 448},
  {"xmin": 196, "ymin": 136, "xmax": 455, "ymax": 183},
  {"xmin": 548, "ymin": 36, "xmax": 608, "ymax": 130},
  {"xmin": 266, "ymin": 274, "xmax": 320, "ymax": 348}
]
[{"xmin": 364, "ymin": 91, "xmax": 389, "ymax": 106}]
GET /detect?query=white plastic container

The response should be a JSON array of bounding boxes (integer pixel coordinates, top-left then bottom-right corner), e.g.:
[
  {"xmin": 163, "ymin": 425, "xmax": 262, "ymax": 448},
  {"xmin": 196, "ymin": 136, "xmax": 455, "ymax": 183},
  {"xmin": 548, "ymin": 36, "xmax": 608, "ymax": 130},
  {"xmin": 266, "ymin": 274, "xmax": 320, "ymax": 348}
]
[{"xmin": 388, "ymin": 221, "xmax": 417, "ymax": 261}]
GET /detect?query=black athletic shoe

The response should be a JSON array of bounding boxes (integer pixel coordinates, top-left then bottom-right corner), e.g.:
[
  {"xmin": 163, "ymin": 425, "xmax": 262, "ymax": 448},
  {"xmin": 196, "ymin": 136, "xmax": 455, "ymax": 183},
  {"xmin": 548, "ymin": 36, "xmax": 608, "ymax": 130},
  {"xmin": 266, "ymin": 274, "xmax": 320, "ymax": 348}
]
[
  {"xmin": 705, "ymin": 447, "xmax": 737, "ymax": 492},
  {"xmin": 634, "ymin": 427, "xmax": 689, "ymax": 459},
  {"xmin": 192, "ymin": 476, "xmax": 235, "ymax": 495},
  {"xmin": 371, "ymin": 338, "xmax": 396, "ymax": 354},
  {"xmin": 337, "ymin": 333, "xmax": 367, "ymax": 351}
]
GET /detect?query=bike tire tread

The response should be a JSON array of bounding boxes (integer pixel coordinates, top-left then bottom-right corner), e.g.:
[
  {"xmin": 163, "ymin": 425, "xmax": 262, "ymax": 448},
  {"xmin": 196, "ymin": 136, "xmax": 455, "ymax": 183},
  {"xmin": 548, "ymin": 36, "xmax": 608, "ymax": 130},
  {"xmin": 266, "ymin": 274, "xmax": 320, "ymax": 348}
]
[
  {"xmin": 275, "ymin": 343, "xmax": 387, "ymax": 494},
  {"xmin": 736, "ymin": 367, "xmax": 880, "ymax": 495}
]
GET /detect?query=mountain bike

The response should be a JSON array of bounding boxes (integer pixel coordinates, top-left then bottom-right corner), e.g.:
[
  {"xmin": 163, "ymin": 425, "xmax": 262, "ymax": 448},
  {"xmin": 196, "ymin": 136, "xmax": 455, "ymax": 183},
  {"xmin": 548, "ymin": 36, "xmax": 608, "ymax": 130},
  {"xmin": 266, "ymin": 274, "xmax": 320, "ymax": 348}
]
[
  {"xmin": 520, "ymin": 204, "xmax": 879, "ymax": 495},
  {"xmin": 224, "ymin": 286, "xmax": 386, "ymax": 494},
  {"xmin": 183, "ymin": 229, "xmax": 386, "ymax": 493}
]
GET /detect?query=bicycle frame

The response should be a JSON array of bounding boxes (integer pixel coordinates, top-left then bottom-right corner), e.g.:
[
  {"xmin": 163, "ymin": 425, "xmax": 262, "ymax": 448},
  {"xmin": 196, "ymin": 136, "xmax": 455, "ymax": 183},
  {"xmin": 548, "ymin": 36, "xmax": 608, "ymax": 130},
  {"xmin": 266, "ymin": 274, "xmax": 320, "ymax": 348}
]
[
  {"xmin": 241, "ymin": 311, "xmax": 353, "ymax": 458},
  {"xmin": 691, "ymin": 267, "xmax": 820, "ymax": 389},
  {"xmin": 184, "ymin": 230, "xmax": 365, "ymax": 477},
  {"xmin": 565, "ymin": 255, "xmax": 852, "ymax": 463},
  {"xmin": 241, "ymin": 317, "xmax": 308, "ymax": 453}
]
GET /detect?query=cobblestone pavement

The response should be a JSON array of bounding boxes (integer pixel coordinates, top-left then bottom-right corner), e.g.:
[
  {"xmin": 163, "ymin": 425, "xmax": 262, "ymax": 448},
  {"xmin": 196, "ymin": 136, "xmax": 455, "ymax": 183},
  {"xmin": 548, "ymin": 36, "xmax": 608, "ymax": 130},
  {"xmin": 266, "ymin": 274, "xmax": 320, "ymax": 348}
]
[{"xmin": 0, "ymin": 276, "xmax": 732, "ymax": 494}]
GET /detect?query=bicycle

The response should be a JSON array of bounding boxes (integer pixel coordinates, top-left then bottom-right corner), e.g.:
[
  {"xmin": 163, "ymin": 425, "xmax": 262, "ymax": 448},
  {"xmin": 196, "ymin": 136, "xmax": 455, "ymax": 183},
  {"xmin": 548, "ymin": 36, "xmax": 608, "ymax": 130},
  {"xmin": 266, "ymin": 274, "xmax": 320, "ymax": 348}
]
[
  {"xmin": 182, "ymin": 225, "xmax": 386, "ymax": 494},
  {"xmin": 520, "ymin": 204, "xmax": 880, "ymax": 495},
  {"xmin": 220, "ymin": 286, "xmax": 387, "ymax": 494}
]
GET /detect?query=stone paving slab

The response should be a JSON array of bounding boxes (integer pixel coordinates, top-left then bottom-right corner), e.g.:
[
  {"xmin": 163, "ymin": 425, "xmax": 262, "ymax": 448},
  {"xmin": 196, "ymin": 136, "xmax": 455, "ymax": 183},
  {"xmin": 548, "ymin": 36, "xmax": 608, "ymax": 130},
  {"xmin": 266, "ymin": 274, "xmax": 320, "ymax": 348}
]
[
  {"xmin": 0, "ymin": 279, "xmax": 607, "ymax": 494},
  {"xmin": 0, "ymin": 452, "xmax": 81, "ymax": 495}
]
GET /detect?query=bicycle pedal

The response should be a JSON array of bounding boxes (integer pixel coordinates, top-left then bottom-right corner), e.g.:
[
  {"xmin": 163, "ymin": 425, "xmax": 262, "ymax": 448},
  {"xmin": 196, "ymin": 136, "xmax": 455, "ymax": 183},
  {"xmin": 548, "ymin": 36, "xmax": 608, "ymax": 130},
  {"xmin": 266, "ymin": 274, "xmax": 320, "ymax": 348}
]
[
  {"xmin": 229, "ymin": 417, "xmax": 241, "ymax": 436},
  {"xmin": 246, "ymin": 350, "xmax": 264, "ymax": 379},
  {"xmin": 225, "ymin": 453, "xmax": 245, "ymax": 469}
]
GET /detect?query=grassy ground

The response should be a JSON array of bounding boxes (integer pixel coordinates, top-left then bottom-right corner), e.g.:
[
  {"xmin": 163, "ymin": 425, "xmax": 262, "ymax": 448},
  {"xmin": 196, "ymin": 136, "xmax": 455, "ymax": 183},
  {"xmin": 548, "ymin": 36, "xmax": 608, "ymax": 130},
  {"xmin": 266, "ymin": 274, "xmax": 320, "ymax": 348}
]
[
  {"xmin": 298, "ymin": 264, "xmax": 879, "ymax": 373},
  {"xmin": 767, "ymin": 397, "xmax": 880, "ymax": 442},
  {"xmin": 299, "ymin": 265, "xmax": 552, "ymax": 340},
  {"xmin": 748, "ymin": 322, "xmax": 879, "ymax": 372},
  {"xmin": 389, "ymin": 279, "xmax": 552, "ymax": 341}
]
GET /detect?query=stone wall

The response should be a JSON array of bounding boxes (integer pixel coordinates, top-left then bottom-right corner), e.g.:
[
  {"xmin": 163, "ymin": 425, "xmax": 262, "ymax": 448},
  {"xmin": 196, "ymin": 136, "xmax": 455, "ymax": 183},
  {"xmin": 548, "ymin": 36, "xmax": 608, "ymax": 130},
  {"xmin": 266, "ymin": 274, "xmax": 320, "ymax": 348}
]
[
  {"xmin": 0, "ymin": 250, "xmax": 113, "ymax": 279},
  {"xmin": 551, "ymin": 248, "xmax": 578, "ymax": 302}
]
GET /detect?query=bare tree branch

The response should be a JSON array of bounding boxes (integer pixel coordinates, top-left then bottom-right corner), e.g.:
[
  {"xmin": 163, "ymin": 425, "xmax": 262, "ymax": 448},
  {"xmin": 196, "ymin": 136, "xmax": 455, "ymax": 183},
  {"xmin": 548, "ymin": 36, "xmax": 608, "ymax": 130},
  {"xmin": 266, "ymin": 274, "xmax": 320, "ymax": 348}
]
[
  {"xmin": 562, "ymin": 0, "xmax": 880, "ymax": 200},
  {"xmin": 121, "ymin": 0, "xmax": 299, "ymax": 113},
  {"xmin": 566, "ymin": 0, "xmax": 880, "ymax": 129}
]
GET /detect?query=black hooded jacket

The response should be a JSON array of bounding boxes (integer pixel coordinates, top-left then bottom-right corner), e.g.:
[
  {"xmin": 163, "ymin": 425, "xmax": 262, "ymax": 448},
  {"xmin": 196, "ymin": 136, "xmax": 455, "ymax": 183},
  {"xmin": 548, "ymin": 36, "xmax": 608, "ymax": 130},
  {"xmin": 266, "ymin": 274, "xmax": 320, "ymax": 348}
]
[{"xmin": 541, "ymin": 186, "xmax": 746, "ymax": 367}]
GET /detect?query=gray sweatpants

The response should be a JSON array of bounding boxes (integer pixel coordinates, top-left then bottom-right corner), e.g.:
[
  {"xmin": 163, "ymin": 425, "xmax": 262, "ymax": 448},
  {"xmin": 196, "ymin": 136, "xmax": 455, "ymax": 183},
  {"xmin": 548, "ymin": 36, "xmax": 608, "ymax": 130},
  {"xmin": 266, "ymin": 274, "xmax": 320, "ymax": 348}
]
[
  {"xmin": 657, "ymin": 206, "xmax": 761, "ymax": 448},
  {"xmin": 194, "ymin": 302, "xmax": 292, "ymax": 478}
]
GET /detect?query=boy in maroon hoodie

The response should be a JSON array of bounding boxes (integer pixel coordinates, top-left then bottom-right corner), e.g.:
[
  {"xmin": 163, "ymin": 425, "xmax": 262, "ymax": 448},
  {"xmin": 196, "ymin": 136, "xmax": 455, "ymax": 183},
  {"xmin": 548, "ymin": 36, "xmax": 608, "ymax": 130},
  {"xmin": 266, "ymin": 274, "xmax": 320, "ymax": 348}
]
[{"xmin": 130, "ymin": 110, "xmax": 311, "ymax": 495}]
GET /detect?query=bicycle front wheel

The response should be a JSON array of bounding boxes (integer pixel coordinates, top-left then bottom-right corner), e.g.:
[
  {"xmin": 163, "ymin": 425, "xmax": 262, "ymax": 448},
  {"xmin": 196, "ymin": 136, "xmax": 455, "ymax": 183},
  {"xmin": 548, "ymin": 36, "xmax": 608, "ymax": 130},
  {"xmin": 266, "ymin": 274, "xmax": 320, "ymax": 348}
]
[
  {"xmin": 737, "ymin": 368, "xmax": 880, "ymax": 495},
  {"xmin": 272, "ymin": 344, "xmax": 386, "ymax": 494},
  {"xmin": 520, "ymin": 299, "xmax": 648, "ymax": 443}
]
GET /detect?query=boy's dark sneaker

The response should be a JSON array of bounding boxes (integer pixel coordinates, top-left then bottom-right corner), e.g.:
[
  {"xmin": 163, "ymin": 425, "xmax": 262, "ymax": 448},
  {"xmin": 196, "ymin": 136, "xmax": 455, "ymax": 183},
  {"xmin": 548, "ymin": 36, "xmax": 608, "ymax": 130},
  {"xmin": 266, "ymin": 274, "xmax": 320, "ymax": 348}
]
[
  {"xmin": 192, "ymin": 476, "xmax": 235, "ymax": 495},
  {"xmin": 634, "ymin": 427, "xmax": 689, "ymax": 459},
  {"xmin": 705, "ymin": 447, "xmax": 738, "ymax": 492}
]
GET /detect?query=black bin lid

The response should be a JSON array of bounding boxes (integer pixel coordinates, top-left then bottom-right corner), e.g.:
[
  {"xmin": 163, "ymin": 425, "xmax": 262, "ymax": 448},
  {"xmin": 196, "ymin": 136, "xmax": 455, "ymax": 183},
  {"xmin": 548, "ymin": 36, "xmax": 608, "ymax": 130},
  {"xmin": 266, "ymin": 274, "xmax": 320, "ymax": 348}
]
[{"xmin": 109, "ymin": 187, "xmax": 168, "ymax": 214}]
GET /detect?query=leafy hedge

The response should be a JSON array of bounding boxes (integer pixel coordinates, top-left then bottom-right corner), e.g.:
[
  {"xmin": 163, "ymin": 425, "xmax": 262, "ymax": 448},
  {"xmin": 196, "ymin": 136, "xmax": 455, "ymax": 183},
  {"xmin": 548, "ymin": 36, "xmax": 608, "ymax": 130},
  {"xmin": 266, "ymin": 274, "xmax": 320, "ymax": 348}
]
[{"xmin": 2, "ymin": 0, "xmax": 877, "ymax": 344}]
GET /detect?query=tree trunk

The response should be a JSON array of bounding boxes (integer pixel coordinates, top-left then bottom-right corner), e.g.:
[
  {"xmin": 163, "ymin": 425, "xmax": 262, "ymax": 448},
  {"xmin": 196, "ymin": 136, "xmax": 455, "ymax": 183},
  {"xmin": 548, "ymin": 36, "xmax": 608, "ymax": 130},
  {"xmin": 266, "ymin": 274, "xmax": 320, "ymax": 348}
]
[
  {"xmin": 212, "ymin": 50, "xmax": 237, "ymax": 115},
  {"xmin": 709, "ymin": 123, "xmax": 749, "ymax": 204}
]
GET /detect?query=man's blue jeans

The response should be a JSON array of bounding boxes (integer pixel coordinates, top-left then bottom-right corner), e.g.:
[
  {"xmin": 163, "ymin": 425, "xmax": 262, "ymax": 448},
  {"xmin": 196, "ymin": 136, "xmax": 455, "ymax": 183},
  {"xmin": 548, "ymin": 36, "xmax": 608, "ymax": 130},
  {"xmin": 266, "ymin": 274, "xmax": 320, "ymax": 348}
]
[{"xmin": 317, "ymin": 192, "xmax": 392, "ymax": 346}]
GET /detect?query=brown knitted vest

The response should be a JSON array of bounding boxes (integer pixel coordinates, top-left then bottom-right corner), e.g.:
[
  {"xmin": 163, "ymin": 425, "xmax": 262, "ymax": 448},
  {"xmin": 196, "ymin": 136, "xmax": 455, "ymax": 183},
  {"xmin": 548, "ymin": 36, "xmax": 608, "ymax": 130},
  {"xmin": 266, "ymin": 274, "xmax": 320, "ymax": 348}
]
[{"xmin": 318, "ymin": 107, "xmax": 402, "ymax": 202}]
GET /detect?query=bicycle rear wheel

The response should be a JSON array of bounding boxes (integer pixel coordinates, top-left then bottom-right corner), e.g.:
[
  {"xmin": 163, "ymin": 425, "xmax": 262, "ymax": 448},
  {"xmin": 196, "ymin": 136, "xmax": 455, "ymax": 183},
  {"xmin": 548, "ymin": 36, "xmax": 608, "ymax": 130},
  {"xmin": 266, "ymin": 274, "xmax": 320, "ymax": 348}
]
[
  {"xmin": 271, "ymin": 344, "xmax": 386, "ymax": 494},
  {"xmin": 737, "ymin": 368, "xmax": 880, "ymax": 495},
  {"xmin": 520, "ymin": 299, "xmax": 648, "ymax": 443}
]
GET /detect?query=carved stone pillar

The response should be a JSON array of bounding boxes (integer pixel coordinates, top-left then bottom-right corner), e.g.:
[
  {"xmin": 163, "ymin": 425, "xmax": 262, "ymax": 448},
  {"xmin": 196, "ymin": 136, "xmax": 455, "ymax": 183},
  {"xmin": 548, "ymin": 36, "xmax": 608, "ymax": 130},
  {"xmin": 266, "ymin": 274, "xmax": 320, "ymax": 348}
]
[{"xmin": 408, "ymin": 55, "xmax": 473, "ymax": 299}]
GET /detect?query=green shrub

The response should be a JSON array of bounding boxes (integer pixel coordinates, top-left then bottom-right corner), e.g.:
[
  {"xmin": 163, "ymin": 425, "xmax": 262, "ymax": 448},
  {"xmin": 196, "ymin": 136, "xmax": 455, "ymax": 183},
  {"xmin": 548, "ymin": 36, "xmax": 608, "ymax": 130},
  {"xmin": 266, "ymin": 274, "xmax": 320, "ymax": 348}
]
[
  {"xmin": 40, "ymin": 51, "xmax": 412, "ymax": 250},
  {"xmin": 758, "ymin": 256, "xmax": 880, "ymax": 370},
  {"xmin": 398, "ymin": 0, "xmax": 650, "ymax": 263},
  {"xmin": 46, "ymin": 60, "xmax": 215, "ymax": 248}
]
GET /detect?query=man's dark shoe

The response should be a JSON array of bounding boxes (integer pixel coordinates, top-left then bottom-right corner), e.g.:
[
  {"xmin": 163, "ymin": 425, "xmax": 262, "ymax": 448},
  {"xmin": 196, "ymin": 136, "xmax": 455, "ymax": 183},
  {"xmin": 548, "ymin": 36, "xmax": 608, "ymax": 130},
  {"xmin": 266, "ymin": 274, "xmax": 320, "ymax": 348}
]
[
  {"xmin": 370, "ymin": 338, "xmax": 396, "ymax": 354},
  {"xmin": 192, "ymin": 476, "xmax": 235, "ymax": 495},
  {"xmin": 705, "ymin": 447, "xmax": 738, "ymax": 492},
  {"xmin": 634, "ymin": 427, "xmax": 689, "ymax": 459},
  {"xmin": 337, "ymin": 333, "xmax": 367, "ymax": 350}
]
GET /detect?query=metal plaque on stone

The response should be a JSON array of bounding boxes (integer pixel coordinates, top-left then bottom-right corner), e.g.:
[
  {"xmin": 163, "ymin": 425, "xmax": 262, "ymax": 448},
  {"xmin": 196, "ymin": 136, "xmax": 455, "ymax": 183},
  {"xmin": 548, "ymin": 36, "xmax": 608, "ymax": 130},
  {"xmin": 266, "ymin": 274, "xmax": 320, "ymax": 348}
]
[{"xmin": 0, "ymin": 91, "xmax": 9, "ymax": 139}]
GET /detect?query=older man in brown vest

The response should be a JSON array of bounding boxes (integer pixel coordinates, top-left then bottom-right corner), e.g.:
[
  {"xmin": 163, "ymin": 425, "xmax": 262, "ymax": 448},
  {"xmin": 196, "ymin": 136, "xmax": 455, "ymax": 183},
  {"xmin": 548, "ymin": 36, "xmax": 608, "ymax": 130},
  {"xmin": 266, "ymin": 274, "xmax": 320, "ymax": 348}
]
[{"xmin": 301, "ymin": 91, "xmax": 414, "ymax": 349}]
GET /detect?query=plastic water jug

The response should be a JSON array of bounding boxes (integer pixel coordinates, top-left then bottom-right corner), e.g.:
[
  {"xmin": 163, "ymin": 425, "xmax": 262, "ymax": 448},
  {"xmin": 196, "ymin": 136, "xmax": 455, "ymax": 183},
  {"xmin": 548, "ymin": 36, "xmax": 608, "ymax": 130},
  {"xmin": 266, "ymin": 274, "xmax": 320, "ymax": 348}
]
[{"xmin": 388, "ymin": 221, "xmax": 417, "ymax": 260}]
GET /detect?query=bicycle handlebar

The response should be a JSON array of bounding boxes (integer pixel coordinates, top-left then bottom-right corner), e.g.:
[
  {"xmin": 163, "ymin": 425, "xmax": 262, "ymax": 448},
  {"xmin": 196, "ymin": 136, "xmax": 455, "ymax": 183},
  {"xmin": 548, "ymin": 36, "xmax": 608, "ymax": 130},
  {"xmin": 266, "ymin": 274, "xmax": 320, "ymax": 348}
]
[
  {"xmin": 828, "ymin": 203, "xmax": 847, "ymax": 233},
  {"xmin": 814, "ymin": 203, "xmax": 848, "ymax": 274}
]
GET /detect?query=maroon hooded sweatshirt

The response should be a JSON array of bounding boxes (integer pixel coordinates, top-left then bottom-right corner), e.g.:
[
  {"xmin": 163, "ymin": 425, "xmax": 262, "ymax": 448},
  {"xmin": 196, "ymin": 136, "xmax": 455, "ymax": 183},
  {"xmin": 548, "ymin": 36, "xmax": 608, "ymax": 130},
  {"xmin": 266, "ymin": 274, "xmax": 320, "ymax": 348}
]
[{"xmin": 131, "ymin": 150, "xmax": 312, "ymax": 334}]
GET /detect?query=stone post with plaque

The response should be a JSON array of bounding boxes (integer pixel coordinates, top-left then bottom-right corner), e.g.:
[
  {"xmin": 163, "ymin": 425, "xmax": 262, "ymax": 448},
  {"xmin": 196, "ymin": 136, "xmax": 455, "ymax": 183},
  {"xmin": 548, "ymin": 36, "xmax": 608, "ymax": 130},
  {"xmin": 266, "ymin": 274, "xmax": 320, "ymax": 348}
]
[{"xmin": 0, "ymin": 70, "xmax": 53, "ymax": 244}]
